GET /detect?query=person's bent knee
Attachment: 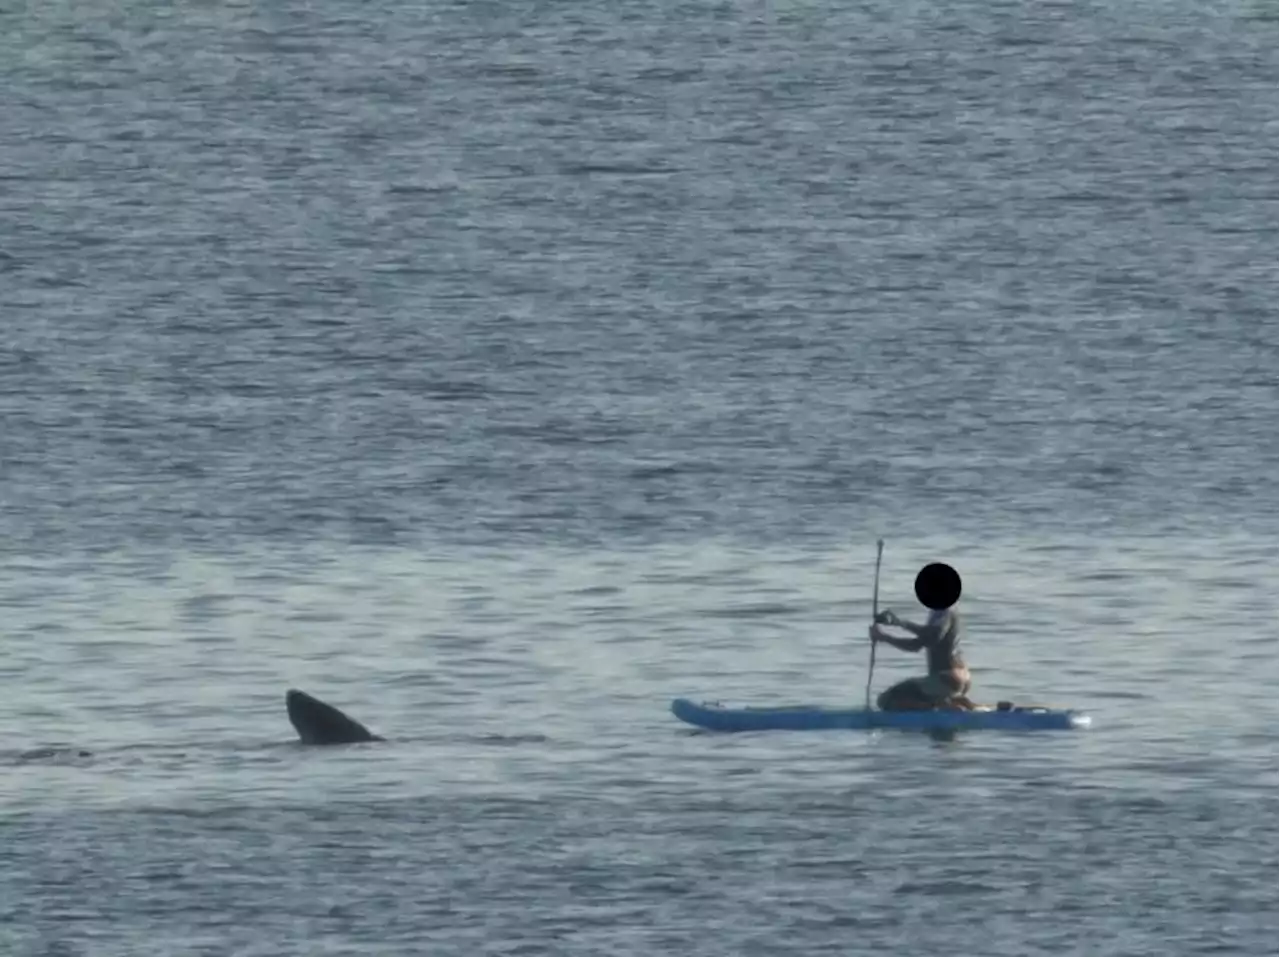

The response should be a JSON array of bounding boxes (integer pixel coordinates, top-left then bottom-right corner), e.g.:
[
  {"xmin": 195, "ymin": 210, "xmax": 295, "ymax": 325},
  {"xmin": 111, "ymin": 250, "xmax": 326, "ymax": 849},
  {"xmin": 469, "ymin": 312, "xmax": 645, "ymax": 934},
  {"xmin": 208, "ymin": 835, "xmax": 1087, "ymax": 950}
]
[{"xmin": 878, "ymin": 680, "xmax": 927, "ymax": 712}]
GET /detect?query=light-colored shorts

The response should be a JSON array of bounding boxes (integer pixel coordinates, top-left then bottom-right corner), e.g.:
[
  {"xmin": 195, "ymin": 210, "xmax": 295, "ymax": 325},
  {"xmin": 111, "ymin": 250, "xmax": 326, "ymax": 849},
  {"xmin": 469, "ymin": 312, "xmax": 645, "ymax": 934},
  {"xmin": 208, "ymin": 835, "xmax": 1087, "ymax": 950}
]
[{"xmin": 913, "ymin": 667, "xmax": 971, "ymax": 702}]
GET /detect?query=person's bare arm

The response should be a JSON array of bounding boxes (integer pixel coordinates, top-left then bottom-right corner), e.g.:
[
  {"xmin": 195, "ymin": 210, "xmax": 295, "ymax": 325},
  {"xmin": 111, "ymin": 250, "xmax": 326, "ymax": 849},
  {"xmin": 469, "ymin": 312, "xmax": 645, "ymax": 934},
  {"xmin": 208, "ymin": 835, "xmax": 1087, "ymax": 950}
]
[
  {"xmin": 869, "ymin": 623, "xmax": 925, "ymax": 652},
  {"xmin": 893, "ymin": 618, "xmax": 934, "ymax": 639},
  {"xmin": 871, "ymin": 612, "xmax": 943, "ymax": 649}
]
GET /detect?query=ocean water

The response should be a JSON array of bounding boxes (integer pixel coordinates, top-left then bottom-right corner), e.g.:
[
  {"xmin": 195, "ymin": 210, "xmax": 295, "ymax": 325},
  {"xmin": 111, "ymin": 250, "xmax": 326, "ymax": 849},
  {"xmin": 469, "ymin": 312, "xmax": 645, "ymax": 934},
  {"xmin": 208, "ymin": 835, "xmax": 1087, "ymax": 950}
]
[{"xmin": 0, "ymin": 0, "xmax": 1276, "ymax": 954}]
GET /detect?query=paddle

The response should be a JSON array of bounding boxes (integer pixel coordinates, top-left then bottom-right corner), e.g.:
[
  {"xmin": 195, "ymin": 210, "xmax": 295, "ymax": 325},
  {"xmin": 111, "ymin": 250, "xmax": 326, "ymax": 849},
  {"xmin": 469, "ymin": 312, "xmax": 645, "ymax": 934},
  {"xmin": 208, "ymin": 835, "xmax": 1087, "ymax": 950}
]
[{"xmin": 865, "ymin": 538, "xmax": 884, "ymax": 711}]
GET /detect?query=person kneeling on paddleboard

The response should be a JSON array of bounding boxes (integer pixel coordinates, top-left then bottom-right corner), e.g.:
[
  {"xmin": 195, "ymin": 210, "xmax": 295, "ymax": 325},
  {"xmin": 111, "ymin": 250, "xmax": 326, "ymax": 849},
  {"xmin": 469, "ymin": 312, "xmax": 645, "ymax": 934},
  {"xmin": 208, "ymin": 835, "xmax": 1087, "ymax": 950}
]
[{"xmin": 869, "ymin": 602, "xmax": 974, "ymax": 712}]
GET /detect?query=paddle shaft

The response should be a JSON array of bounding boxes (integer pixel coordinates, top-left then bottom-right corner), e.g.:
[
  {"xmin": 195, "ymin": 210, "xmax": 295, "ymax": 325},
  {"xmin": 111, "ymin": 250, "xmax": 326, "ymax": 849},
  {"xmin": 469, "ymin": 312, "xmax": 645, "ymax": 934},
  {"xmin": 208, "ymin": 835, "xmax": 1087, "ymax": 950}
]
[{"xmin": 865, "ymin": 539, "xmax": 884, "ymax": 710}]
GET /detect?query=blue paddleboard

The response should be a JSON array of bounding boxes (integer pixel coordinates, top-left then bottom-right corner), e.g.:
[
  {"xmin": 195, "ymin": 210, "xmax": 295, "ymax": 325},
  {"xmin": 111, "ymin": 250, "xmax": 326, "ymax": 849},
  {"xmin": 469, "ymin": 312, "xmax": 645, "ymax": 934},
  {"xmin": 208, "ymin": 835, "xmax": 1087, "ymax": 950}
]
[{"xmin": 671, "ymin": 698, "xmax": 1091, "ymax": 732}]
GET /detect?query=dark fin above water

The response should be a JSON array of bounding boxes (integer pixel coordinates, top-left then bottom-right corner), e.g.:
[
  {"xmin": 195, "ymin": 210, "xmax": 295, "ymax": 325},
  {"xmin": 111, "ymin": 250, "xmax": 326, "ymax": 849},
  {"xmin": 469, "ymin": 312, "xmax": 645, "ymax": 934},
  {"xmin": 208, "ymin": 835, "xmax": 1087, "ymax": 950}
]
[{"xmin": 285, "ymin": 688, "xmax": 384, "ymax": 745}]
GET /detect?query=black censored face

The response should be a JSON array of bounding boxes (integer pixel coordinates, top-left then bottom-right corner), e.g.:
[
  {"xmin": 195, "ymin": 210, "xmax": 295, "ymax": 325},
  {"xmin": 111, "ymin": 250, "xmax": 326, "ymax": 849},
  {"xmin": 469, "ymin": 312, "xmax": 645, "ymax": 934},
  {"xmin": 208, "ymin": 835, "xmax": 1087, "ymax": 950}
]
[{"xmin": 914, "ymin": 562, "xmax": 962, "ymax": 610}]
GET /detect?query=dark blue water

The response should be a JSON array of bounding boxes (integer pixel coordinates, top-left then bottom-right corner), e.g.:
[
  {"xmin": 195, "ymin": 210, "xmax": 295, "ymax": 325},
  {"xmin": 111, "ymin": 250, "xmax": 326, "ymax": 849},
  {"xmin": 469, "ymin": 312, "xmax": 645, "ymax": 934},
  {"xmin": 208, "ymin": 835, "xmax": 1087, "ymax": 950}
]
[{"xmin": 0, "ymin": 1, "xmax": 1276, "ymax": 954}]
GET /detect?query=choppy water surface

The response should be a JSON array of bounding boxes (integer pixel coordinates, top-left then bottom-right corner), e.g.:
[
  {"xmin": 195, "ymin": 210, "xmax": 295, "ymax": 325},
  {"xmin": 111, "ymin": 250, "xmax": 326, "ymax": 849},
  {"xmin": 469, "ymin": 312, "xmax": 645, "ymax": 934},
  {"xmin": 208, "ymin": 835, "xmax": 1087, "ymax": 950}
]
[{"xmin": 0, "ymin": 0, "xmax": 1276, "ymax": 954}]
